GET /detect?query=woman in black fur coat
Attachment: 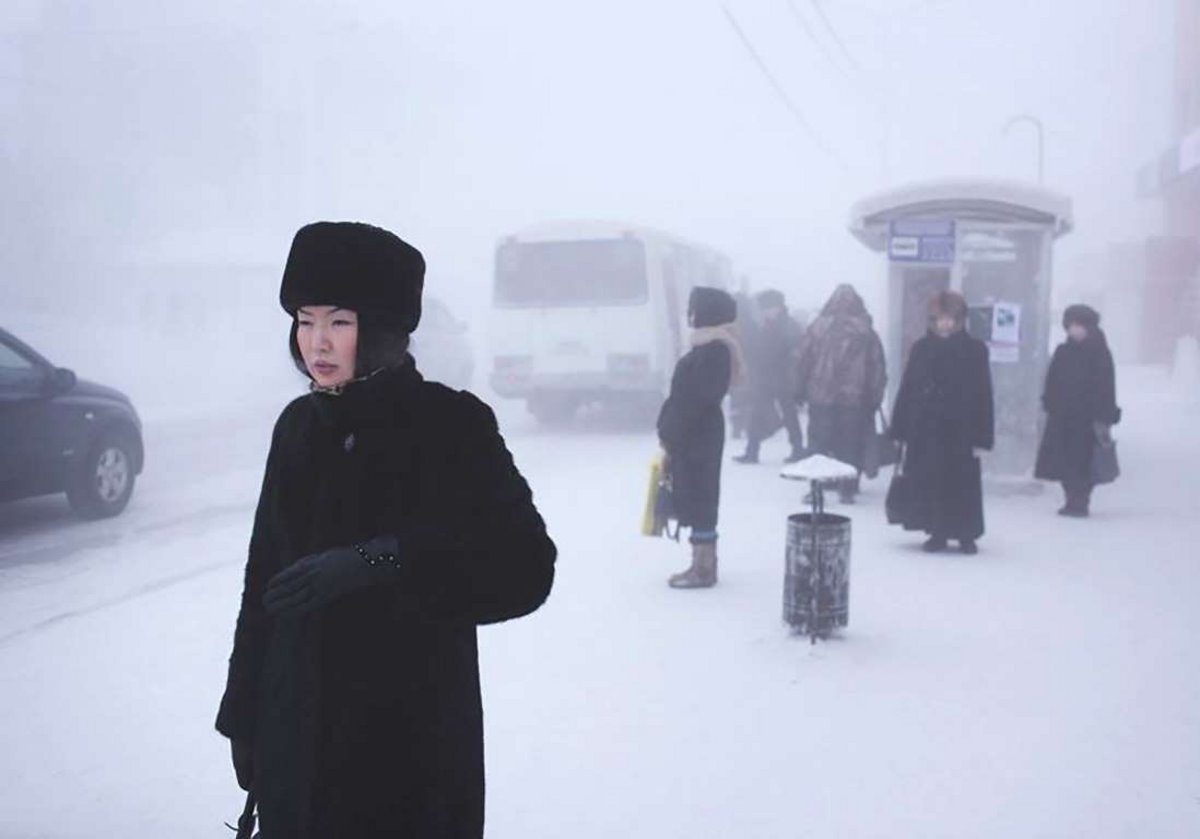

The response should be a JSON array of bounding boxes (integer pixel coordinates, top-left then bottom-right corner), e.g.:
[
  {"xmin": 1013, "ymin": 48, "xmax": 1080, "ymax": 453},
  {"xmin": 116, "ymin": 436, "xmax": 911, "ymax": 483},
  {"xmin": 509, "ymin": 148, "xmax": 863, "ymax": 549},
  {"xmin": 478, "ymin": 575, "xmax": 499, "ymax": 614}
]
[
  {"xmin": 889, "ymin": 291, "xmax": 994, "ymax": 554},
  {"xmin": 215, "ymin": 222, "xmax": 556, "ymax": 838},
  {"xmin": 1035, "ymin": 304, "xmax": 1121, "ymax": 517}
]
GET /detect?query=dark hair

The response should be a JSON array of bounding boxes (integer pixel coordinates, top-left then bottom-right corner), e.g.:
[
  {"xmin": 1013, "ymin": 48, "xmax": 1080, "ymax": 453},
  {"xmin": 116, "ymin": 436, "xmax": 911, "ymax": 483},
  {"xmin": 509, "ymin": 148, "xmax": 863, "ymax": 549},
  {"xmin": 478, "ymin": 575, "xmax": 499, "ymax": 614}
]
[
  {"xmin": 288, "ymin": 311, "xmax": 411, "ymax": 381},
  {"xmin": 929, "ymin": 290, "xmax": 968, "ymax": 324}
]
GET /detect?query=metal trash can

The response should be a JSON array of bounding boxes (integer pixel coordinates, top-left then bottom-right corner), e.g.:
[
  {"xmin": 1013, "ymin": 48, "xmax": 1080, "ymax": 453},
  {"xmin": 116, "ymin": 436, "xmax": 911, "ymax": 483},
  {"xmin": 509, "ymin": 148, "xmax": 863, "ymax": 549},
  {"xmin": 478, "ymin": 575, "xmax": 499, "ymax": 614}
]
[{"xmin": 784, "ymin": 512, "xmax": 851, "ymax": 638}]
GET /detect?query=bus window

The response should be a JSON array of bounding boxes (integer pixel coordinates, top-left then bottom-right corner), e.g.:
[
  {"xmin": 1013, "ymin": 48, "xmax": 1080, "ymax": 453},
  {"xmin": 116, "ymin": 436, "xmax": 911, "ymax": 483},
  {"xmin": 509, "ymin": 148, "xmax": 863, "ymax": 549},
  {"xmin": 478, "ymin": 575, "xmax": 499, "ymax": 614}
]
[{"xmin": 494, "ymin": 239, "xmax": 648, "ymax": 308}]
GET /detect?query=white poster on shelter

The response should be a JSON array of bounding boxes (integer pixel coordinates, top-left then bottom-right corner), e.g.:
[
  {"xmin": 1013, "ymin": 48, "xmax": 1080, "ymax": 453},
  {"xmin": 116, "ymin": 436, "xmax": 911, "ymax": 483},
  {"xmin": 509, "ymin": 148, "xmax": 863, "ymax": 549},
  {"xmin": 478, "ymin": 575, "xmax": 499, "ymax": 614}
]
[
  {"xmin": 992, "ymin": 302, "xmax": 1021, "ymax": 344},
  {"xmin": 989, "ymin": 302, "xmax": 1021, "ymax": 363}
]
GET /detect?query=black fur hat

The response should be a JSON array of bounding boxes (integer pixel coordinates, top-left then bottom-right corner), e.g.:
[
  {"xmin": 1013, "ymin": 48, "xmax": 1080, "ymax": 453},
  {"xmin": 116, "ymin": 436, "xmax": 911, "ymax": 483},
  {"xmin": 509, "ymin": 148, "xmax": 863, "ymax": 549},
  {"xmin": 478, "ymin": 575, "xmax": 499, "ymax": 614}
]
[
  {"xmin": 1063, "ymin": 304, "xmax": 1100, "ymax": 331},
  {"xmin": 689, "ymin": 287, "xmax": 737, "ymax": 328},
  {"xmin": 755, "ymin": 289, "xmax": 786, "ymax": 310},
  {"xmin": 280, "ymin": 221, "xmax": 425, "ymax": 333}
]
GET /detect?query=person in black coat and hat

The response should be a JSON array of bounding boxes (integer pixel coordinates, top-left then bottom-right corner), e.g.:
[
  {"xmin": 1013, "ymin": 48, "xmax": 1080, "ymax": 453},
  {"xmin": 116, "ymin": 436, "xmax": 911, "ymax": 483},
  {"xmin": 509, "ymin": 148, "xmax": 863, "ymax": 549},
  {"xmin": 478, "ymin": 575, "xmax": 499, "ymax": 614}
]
[
  {"xmin": 889, "ymin": 291, "xmax": 994, "ymax": 554},
  {"xmin": 657, "ymin": 287, "xmax": 745, "ymax": 588},
  {"xmin": 1035, "ymin": 304, "xmax": 1121, "ymax": 517},
  {"xmin": 215, "ymin": 221, "xmax": 556, "ymax": 838},
  {"xmin": 734, "ymin": 289, "xmax": 805, "ymax": 464}
]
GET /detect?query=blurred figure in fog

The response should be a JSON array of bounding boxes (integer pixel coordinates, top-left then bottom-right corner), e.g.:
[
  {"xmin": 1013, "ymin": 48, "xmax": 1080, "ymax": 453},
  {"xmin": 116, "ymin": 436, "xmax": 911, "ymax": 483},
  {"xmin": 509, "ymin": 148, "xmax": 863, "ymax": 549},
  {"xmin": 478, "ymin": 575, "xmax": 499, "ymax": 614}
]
[
  {"xmin": 889, "ymin": 291, "xmax": 994, "ymax": 554},
  {"xmin": 657, "ymin": 287, "xmax": 745, "ymax": 588},
  {"xmin": 728, "ymin": 290, "xmax": 759, "ymax": 439},
  {"xmin": 1035, "ymin": 304, "xmax": 1121, "ymax": 517},
  {"xmin": 734, "ymin": 289, "xmax": 805, "ymax": 464},
  {"xmin": 215, "ymin": 221, "xmax": 555, "ymax": 837},
  {"xmin": 795, "ymin": 284, "xmax": 887, "ymax": 503}
]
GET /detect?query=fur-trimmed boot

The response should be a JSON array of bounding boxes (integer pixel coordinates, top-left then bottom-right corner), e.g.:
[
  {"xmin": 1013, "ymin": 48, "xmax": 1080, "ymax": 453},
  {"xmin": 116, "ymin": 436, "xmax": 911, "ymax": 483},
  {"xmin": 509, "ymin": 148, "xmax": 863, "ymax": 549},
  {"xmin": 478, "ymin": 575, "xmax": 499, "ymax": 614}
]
[{"xmin": 669, "ymin": 541, "xmax": 718, "ymax": 589}]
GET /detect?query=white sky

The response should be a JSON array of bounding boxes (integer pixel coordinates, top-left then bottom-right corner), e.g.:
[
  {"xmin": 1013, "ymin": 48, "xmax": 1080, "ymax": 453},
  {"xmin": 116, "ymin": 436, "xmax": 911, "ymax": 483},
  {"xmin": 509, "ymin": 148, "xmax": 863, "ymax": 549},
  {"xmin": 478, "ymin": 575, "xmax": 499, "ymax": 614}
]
[{"xmin": 0, "ymin": 0, "xmax": 1177, "ymax": 321}]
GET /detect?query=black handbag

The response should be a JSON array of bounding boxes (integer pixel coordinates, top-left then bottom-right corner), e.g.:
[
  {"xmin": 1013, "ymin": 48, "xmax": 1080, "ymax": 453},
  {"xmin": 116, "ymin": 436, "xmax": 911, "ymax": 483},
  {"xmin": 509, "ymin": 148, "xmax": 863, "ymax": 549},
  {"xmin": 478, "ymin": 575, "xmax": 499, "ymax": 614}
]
[
  {"xmin": 1092, "ymin": 437, "xmax": 1120, "ymax": 485},
  {"xmin": 863, "ymin": 408, "xmax": 901, "ymax": 479},
  {"xmin": 885, "ymin": 446, "xmax": 912, "ymax": 525},
  {"xmin": 654, "ymin": 463, "xmax": 682, "ymax": 541}
]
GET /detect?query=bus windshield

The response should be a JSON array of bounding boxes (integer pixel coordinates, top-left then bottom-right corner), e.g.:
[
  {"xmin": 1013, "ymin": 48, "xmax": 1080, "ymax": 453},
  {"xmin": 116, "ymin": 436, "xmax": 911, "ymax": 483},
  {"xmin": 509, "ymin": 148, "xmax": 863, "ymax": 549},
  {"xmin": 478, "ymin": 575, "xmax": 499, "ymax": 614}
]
[{"xmin": 494, "ymin": 238, "xmax": 648, "ymax": 308}]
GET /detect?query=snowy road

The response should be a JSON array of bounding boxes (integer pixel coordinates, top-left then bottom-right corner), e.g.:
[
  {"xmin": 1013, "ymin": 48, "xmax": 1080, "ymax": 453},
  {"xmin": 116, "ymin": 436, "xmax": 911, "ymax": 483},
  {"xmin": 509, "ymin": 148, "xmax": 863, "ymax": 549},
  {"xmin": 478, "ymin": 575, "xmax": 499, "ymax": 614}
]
[{"xmin": 0, "ymin": 369, "xmax": 1197, "ymax": 837}]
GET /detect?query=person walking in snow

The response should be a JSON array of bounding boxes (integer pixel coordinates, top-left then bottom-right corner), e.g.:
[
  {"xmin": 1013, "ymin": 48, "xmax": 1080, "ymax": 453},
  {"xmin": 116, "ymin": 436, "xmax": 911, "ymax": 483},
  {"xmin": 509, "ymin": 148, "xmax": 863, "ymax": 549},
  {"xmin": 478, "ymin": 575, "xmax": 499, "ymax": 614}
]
[
  {"xmin": 734, "ymin": 289, "xmax": 805, "ymax": 464},
  {"xmin": 795, "ymin": 284, "xmax": 887, "ymax": 504},
  {"xmin": 657, "ymin": 287, "xmax": 745, "ymax": 588},
  {"xmin": 215, "ymin": 221, "xmax": 556, "ymax": 837},
  {"xmin": 888, "ymin": 291, "xmax": 994, "ymax": 554},
  {"xmin": 728, "ymin": 290, "xmax": 759, "ymax": 440},
  {"xmin": 1035, "ymin": 304, "xmax": 1121, "ymax": 517}
]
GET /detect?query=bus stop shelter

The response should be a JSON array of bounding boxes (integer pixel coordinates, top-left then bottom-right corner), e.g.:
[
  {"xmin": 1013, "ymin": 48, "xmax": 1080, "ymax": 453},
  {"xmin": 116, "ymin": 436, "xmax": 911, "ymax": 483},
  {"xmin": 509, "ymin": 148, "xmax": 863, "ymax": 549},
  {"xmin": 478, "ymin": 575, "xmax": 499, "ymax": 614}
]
[{"xmin": 849, "ymin": 179, "xmax": 1073, "ymax": 477}]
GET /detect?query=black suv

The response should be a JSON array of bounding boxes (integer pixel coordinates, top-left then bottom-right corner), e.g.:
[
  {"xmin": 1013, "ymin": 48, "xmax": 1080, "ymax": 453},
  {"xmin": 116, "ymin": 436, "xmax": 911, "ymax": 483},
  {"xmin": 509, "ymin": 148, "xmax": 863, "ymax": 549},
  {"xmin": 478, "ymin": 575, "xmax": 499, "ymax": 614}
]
[{"xmin": 0, "ymin": 326, "xmax": 144, "ymax": 518}]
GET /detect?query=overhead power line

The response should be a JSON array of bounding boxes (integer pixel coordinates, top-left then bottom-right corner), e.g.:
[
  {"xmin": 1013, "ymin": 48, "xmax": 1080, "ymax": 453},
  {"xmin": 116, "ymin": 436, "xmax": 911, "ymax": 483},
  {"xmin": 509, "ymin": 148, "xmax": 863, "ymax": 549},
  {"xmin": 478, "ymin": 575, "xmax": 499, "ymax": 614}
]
[
  {"xmin": 784, "ymin": 0, "xmax": 856, "ymax": 84},
  {"xmin": 809, "ymin": 0, "xmax": 862, "ymax": 74},
  {"xmin": 720, "ymin": 4, "xmax": 847, "ymax": 170}
]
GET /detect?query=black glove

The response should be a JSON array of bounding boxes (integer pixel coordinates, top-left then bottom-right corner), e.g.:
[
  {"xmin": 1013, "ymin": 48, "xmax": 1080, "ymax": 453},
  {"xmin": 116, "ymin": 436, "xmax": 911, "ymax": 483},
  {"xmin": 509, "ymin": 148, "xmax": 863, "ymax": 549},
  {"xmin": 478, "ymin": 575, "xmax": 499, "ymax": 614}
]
[
  {"xmin": 231, "ymin": 739, "xmax": 254, "ymax": 792},
  {"xmin": 263, "ymin": 535, "xmax": 402, "ymax": 616}
]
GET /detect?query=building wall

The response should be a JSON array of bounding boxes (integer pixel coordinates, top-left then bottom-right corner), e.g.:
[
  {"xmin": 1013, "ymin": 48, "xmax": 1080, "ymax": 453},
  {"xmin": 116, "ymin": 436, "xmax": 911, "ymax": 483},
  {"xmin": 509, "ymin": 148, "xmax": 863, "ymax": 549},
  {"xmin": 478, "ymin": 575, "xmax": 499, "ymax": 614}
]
[
  {"xmin": 1172, "ymin": 0, "xmax": 1200, "ymax": 139},
  {"xmin": 1143, "ymin": 0, "xmax": 1200, "ymax": 354}
]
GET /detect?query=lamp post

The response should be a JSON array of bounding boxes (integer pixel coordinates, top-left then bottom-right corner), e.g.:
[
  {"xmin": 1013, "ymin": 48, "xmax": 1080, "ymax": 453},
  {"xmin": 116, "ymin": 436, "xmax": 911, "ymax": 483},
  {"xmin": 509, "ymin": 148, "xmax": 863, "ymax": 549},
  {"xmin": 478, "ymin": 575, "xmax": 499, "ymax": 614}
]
[{"xmin": 1004, "ymin": 114, "xmax": 1044, "ymax": 185}]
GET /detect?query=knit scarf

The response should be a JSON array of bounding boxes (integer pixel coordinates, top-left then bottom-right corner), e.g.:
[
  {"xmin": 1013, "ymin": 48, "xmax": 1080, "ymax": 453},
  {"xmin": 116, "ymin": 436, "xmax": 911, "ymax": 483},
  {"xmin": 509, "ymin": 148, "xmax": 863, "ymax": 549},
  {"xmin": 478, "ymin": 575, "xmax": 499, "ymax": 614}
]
[{"xmin": 690, "ymin": 325, "xmax": 748, "ymax": 387}]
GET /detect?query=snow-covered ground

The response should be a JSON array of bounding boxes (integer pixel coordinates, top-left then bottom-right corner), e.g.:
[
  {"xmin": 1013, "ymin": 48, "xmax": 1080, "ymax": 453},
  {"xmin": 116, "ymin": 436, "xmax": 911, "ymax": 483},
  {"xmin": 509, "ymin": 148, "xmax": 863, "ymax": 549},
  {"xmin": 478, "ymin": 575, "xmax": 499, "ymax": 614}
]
[{"xmin": 0, "ymin": 366, "xmax": 1197, "ymax": 837}]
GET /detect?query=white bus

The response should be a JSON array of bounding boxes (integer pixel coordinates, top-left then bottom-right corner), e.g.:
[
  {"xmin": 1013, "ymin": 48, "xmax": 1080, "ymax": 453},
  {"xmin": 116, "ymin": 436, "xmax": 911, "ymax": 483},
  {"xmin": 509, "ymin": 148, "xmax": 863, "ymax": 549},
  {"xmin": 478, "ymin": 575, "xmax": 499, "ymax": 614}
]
[{"xmin": 489, "ymin": 220, "xmax": 733, "ymax": 424}]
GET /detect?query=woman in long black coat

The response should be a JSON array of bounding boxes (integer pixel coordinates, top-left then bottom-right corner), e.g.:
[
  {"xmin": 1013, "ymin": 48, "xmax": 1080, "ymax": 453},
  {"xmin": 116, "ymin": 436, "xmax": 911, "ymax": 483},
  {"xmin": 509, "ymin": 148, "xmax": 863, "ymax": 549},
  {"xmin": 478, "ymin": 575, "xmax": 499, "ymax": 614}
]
[
  {"xmin": 889, "ymin": 291, "xmax": 994, "ymax": 554},
  {"xmin": 1035, "ymin": 304, "xmax": 1120, "ymax": 517},
  {"xmin": 657, "ymin": 287, "xmax": 744, "ymax": 588},
  {"xmin": 216, "ymin": 222, "xmax": 556, "ymax": 838}
]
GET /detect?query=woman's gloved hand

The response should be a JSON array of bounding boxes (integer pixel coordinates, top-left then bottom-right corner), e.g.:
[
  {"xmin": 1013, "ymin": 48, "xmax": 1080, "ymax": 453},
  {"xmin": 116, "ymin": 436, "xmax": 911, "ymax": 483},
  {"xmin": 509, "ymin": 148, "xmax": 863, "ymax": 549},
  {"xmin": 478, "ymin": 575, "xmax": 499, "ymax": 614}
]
[
  {"xmin": 1093, "ymin": 421, "xmax": 1114, "ymax": 445},
  {"xmin": 263, "ymin": 535, "xmax": 402, "ymax": 616},
  {"xmin": 231, "ymin": 739, "xmax": 254, "ymax": 792}
]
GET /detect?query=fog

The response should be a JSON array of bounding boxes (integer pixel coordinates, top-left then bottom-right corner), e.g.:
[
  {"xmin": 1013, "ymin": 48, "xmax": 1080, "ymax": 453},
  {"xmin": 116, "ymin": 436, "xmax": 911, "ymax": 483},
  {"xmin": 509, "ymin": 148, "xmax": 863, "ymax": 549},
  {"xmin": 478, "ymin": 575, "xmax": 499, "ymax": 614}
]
[
  {"xmin": 2, "ymin": 0, "xmax": 1172, "ymax": 324},
  {"xmin": 2, "ymin": 2, "xmax": 1197, "ymax": 837}
]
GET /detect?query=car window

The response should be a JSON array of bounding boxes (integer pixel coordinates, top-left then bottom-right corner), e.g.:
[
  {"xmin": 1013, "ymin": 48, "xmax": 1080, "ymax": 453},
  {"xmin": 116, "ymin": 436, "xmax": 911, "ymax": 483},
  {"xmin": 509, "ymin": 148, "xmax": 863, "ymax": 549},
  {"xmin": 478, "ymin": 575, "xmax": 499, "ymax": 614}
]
[{"xmin": 0, "ymin": 338, "xmax": 41, "ymax": 388}]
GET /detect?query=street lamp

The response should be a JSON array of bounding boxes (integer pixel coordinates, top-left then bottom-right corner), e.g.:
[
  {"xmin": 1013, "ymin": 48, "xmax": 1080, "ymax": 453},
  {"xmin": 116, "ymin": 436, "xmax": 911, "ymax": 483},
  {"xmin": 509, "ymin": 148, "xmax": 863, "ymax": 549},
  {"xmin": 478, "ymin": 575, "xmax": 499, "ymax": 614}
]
[{"xmin": 1004, "ymin": 114, "xmax": 1045, "ymax": 185}]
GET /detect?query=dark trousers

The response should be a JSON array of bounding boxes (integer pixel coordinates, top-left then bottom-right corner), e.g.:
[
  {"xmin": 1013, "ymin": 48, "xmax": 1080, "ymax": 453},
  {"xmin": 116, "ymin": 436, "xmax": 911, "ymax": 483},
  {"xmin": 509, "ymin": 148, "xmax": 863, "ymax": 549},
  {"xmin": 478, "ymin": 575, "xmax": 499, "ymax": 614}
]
[
  {"xmin": 745, "ymin": 391, "xmax": 803, "ymax": 456},
  {"xmin": 808, "ymin": 403, "xmax": 872, "ymax": 500}
]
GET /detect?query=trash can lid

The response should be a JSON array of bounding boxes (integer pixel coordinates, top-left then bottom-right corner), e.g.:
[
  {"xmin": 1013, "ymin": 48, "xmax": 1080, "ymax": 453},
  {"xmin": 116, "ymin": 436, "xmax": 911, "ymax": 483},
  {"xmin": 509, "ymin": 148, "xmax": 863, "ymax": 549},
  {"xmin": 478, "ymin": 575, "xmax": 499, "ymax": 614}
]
[{"xmin": 780, "ymin": 454, "xmax": 859, "ymax": 483}]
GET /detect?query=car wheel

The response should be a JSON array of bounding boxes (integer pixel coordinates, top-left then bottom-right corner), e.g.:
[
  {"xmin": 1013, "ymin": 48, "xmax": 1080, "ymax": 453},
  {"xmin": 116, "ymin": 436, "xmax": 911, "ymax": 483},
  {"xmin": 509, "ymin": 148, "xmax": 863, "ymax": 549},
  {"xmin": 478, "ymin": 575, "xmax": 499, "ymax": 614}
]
[{"xmin": 67, "ymin": 433, "xmax": 137, "ymax": 519}]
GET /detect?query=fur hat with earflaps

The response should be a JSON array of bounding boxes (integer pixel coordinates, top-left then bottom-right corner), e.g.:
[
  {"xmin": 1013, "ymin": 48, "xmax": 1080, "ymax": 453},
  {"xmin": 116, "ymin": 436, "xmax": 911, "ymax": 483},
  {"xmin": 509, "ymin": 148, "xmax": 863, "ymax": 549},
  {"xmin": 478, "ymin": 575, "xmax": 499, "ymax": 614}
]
[
  {"xmin": 280, "ymin": 221, "xmax": 426, "ymax": 334},
  {"xmin": 755, "ymin": 288, "xmax": 786, "ymax": 311},
  {"xmin": 689, "ymin": 287, "xmax": 738, "ymax": 328},
  {"xmin": 1062, "ymin": 304, "xmax": 1100, "ymax": 331}
]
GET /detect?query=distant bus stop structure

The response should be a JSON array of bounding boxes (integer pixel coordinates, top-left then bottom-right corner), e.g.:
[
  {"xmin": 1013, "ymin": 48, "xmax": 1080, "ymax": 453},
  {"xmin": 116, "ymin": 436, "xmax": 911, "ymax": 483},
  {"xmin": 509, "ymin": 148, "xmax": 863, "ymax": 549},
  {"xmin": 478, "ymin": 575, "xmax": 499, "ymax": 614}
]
[{"xmin": 849, "ymin": 180, "xmax": 1074, "ymax": 477}]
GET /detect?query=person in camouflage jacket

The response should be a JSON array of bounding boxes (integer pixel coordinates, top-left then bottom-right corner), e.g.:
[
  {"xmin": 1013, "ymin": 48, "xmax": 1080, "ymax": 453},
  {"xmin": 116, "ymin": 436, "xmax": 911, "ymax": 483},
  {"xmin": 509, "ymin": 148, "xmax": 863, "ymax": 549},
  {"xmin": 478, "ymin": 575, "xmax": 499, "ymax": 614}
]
[{"xmin": 794, "ymin": 284, "xmax": 887, "ymax": 502}]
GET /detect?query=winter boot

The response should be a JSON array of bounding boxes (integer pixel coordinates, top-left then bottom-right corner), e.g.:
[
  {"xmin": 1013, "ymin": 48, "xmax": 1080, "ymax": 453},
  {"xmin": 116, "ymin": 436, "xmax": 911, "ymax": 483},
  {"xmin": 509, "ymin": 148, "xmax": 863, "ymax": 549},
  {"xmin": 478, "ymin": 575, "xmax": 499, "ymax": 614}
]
[
  {"xmin": 733, "ymin": 443, "xmax": 760, "ymax": 464},
  {"xmin": 958, "ymin": 539, "xmax": 978, "ymax": 555},
  {"xmin": 783, "ymin": 447, "xmax": 806, "ymax": 465},
  {"xmin": 922, "ymin": 535, "xmax": 948, "ymax": 553},
  {"xmin": 669, "ymin": 541, "xmax": 718, "ymax": 589},
  {"xmin": 1058, "ymin": 484, "xmax": 1090, "ymax": 518}
]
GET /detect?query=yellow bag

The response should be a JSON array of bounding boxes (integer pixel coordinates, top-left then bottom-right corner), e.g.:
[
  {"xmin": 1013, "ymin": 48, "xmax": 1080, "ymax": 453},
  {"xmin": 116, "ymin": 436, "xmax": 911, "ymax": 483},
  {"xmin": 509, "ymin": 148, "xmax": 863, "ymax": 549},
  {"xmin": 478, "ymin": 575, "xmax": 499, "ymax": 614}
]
[{"xmin": 643, "ymin": 453, "xmax": 672, "ymax": 537}]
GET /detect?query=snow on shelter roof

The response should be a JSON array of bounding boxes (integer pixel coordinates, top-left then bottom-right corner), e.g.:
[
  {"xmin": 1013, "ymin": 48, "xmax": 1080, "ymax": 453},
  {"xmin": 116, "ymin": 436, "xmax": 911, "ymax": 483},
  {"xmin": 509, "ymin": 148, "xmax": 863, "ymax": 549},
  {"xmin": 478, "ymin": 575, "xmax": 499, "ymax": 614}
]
[{"xmin": 848, "ymin": 179, "xmax": 1074, "ymax": 251}]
